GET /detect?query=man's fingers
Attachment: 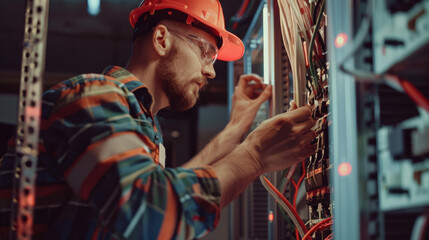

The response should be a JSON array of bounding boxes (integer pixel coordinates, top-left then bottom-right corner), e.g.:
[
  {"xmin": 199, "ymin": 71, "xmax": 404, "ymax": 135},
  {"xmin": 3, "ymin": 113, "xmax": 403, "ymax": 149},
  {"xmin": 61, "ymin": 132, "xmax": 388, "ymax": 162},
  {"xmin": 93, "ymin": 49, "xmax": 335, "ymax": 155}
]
[
  {"xmin": 237, "ymin": 74, "xmax": 263, "ymax": 90},
  {"xmin": 255, "ymin": 84, "xmax": 272, "ymax": 104},
  {"xmin": 300, "ymin": 130, "xmax": 317, "ymax": 147},
  {"xmin": 302, "ymin": 143, "xmax": 317, "ymax": 158},
  {"xmin": 278, "ymin": 105, "xmax": 312, "ymax": 123},
  {"xmin": 292, "ymin": 118, "xmax": 316, "ymax": 135},
  {"xmin": 289, "ymin": 100, "xmax": 297, "ymax": 111}
]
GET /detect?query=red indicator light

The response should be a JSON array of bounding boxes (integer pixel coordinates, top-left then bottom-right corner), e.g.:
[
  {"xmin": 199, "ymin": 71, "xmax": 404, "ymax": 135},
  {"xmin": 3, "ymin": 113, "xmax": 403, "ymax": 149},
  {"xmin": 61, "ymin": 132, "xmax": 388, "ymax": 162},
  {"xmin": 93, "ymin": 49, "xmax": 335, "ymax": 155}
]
[
  {"xmin": 335, "ymin": 33, "xmax": 348, "ymax": 48},
  {"xmin": 268, "ymin": 211, "xmax": 274, "ymax": 222},
  {"xmin": 338, "ymin": 162, "xmax": 352, "ymax": 176}
]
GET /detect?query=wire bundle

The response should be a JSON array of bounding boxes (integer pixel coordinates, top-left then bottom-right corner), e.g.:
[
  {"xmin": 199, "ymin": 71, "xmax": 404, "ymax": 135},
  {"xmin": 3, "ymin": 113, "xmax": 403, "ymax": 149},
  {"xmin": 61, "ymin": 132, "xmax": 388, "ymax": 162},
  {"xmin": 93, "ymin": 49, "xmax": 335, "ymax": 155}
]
[
  {"xmin": 260, "ymin": 175, "xmax": 333, "ymax": 240},
  {"xmin": 276, "ymin": 0, "xmax": 308, "ymax": 106},
  {"xmin": 267, "ymin": 1, "xmax": 332, "ymax": 239},
  {"xmin": 277, "ymin": 0, "xmax": 326, "ymax": 103},
  {"xmin": 279, "ymin": 162, "xmax": 307, "ymax": 240},
  {"xmin": 301, "ymin": 216, "xmax": 333, "ymax": 240},
  {"xmin": 260, "ymin": 175, "xmax": 308, "ymax": 238}
]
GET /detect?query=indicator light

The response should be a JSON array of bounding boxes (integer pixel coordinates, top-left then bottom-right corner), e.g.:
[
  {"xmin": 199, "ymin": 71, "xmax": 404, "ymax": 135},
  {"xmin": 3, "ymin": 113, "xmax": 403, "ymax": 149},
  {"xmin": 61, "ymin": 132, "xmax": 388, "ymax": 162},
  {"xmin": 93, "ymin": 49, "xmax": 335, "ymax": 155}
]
[
  {"xmin": 338, "ymin": 162, "xmax": 352, "ymax": 176},
  {"xmin": 268, "ymin": 211, "xmax": 274, "ymax": 222},
  {"xmin": 335, "ymin": 33, "xmax": 348, "ymax": 48}
]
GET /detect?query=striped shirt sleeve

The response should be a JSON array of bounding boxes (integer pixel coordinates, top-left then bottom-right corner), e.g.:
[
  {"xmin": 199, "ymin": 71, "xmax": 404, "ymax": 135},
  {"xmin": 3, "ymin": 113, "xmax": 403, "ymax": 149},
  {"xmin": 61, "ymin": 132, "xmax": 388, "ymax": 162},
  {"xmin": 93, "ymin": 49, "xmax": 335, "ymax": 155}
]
[{"xmin": 40, "ymin": 74, "xmax": 221, "ymax": 239}]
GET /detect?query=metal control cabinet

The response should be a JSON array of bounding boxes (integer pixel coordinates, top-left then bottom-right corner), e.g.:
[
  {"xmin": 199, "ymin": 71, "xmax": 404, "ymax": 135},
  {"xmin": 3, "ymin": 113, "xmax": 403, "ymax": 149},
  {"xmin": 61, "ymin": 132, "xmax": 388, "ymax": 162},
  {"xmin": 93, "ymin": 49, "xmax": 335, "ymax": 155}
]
[{"xmin": 328, "ymin": 0, "xmax": 429, "ymax": 239}]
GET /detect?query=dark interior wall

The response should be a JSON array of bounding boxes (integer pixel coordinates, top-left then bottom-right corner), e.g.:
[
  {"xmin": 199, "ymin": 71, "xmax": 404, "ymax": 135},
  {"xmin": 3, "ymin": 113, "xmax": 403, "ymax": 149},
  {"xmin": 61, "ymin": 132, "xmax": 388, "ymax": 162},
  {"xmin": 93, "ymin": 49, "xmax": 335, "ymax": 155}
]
[{"xmin": 0, "ymin": 0, "xmax": 245, "ymax": 86}]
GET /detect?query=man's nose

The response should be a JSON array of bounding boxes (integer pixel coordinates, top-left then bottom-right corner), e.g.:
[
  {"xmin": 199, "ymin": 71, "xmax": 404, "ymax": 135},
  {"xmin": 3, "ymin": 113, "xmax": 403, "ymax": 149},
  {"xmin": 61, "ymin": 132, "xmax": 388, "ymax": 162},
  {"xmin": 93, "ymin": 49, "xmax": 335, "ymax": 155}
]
[{"xmin": 202, "ymin": 63, "xmax": 216, "ymax": 79}]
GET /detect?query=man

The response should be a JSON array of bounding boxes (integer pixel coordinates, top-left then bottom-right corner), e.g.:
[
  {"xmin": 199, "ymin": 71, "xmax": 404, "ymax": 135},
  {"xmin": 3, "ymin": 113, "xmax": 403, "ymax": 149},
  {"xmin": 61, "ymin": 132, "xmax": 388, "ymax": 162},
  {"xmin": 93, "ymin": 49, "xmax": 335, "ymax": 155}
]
[{"xmin": 0, "ymin": 0, "xmax": 316, "ymax": 239}]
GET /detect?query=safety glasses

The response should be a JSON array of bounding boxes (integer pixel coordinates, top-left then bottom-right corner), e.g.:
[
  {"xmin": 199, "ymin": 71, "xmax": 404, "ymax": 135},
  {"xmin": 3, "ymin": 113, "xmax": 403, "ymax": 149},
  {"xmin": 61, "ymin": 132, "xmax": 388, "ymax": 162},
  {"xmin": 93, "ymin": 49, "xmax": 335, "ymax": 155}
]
[{"xmin": 167, "ymin": 29, "xmax": 218, "ymax": 65}]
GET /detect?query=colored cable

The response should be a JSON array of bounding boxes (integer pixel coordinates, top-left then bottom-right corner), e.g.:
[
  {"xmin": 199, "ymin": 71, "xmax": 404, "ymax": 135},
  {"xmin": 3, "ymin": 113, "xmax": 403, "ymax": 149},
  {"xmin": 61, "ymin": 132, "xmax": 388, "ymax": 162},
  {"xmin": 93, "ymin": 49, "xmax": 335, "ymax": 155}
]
[
  {"xmin": 302, "ymin": 217, "xmax": 333, "ymax": 240},
  {"xmin": 324, "ymin": 232, "xmax": 333, "ymax": 240},
  {"xmin": 292, "ymin": 162, "xmax": 306, "ymax": 240},
  {"xmin": 338, "ymin": 70, "xmax": 429, "ymax": 115},
  {"xmin": 260, "ymin": 175, "xmax": 308, "ymax": 238},
  {"xmin": 399, "ymin": 79, "xmax": 429, "ymax": 114},
  {"xmin": 308, "ymin": 0, "xmax": 325, "ymax": 95},
  {"xmin": 229, "ymin": 0, "xmax": 254, "ymax": 30},
  {"xmin": 337, "ymin": 0, "xmax": 372, "ymax": 76}
]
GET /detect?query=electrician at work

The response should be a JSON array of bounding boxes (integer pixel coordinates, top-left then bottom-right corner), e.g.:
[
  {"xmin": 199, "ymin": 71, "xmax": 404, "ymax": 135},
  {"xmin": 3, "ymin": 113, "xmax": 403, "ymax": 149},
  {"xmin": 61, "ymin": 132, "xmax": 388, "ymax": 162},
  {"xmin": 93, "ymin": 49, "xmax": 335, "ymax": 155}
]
[{"xmin": 0, "ymin": 0, "xmax": 316, "ymax": 239}]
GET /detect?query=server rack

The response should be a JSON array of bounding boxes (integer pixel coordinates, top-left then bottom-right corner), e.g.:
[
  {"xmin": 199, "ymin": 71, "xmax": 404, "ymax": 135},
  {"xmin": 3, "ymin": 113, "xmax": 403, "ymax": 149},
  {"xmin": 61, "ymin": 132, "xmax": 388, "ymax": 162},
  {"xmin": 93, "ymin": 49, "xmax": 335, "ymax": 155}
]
[
  {"xmin": 230, "ymin": 0, "xmax": 429, "ymax": 239},
  {"xmin": 328, "ymin": 0, "xmax": 429, "ymax": 239}
]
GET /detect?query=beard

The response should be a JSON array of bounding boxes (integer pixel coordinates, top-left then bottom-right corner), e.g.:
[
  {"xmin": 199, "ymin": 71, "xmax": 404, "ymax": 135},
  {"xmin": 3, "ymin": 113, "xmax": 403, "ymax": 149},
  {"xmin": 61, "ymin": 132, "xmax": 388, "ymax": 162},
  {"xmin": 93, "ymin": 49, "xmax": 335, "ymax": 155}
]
[{"xmin": 157, "ymin": 46, "xmax": 203, "ymax": 112}]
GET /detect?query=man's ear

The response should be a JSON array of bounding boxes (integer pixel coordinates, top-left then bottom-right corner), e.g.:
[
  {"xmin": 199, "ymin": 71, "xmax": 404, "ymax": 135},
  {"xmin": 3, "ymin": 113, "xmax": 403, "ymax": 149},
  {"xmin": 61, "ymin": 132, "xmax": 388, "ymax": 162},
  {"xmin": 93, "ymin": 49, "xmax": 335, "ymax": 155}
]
[{"xmin": 152, "ymin": 24, "xmax": 171, "ymax": 57}]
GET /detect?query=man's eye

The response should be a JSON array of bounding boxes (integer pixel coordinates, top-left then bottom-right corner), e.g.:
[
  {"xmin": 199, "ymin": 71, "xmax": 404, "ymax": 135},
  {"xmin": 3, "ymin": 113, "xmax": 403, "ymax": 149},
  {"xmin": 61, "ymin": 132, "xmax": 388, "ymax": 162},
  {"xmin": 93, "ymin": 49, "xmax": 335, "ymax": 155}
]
[{"xmin": 198, "ymin": 43, "xmax": 207, "ymax": 57}]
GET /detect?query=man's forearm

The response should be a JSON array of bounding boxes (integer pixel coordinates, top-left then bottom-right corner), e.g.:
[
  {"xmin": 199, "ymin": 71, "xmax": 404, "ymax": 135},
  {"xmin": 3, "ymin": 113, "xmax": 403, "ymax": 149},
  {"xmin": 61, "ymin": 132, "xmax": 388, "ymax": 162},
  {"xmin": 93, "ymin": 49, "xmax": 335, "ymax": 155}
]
[
  {"xmin": 211, "ymin": 143, "xmax": 262, "ymax": 208},
  {"xmin": 182, "ymin": 122, "xmax": 245, "ymax": 168}
]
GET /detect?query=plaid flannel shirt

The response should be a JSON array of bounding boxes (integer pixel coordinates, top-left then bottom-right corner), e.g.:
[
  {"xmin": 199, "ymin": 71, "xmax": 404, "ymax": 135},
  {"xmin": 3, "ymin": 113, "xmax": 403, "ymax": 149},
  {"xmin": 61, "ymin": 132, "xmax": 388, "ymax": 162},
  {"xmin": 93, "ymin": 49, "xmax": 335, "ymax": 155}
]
[{"xmin": 0, "ymin": 66, "xmax": 220, "ymax": 240}]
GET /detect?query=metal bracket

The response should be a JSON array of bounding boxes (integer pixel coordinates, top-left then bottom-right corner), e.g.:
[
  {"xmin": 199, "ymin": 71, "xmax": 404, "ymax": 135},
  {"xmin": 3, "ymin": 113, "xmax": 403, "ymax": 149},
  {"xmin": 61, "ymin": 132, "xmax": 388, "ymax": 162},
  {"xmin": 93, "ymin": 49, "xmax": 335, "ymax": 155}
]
[{"xmin": 10, "ymin": 0, "xmax": 49, "ymax": 239}]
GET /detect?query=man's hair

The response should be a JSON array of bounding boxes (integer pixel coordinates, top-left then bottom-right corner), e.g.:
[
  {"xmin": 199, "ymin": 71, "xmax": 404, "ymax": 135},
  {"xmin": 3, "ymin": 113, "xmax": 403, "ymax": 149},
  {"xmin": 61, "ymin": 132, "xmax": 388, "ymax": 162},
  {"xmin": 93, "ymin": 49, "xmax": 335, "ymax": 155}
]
[{"xmin": 132, "ymin": 9, "xmax": 222, "ymax": 49}]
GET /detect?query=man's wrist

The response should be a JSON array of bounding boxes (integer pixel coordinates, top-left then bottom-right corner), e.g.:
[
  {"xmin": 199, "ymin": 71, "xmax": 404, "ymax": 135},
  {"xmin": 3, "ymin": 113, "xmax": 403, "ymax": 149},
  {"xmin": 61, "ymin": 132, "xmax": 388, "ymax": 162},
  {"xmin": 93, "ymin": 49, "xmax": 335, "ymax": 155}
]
[
  {"xmin": 236, "ymin": 143, "xmax": 263, "ymax": 176},
  {"xmin": 224, "ymin": 121, "xmax": 248, "ymax": 143}
]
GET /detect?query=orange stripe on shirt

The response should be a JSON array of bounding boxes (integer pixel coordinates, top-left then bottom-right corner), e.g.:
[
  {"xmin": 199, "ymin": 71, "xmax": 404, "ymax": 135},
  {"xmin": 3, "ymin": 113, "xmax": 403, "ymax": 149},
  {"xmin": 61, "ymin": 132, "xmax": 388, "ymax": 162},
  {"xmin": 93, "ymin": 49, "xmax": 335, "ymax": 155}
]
[
  {"xmin": 157, "ymin": 180, "xmax": 178, "ymax": 240},
  {"xmin": 139, "ymin": 134, "xmax": 158, "ymax": 164},
  {"xmin": 58, "ymin": 78, "xmax": 118, "ymax": 99},
  {"xmin": 193, "ymin": 168, "xmax": 217, "ymax": 179},
  {"xmin": 79, "ymin": 148, "xmax": 151, "ymax": 201},
  {"xmin": 42, "ymin": 90, "xmax": 129, "ymax": 130},
  {"xmin": 63, "ymin": 131, "xmax": 136, "ymax": 178},
  {"xmin": 134, "ymin": 177, "xmax": 153, "ymax": 194},
  {"xmin": 105, "ymin": 66, "xmax": 122, "ymax": 76},
  {"xmin": 117, "ymin": 176, "xmax": 152, "ymax": 208}
]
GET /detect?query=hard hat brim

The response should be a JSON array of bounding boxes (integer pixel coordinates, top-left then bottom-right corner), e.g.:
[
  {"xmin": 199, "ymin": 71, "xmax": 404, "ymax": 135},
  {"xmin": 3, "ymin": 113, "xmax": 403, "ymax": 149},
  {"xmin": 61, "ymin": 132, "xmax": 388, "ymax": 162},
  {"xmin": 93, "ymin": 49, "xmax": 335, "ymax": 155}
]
[{"xmin": 216, "ymin": 28, "xmax": 245, "ymax": 62}]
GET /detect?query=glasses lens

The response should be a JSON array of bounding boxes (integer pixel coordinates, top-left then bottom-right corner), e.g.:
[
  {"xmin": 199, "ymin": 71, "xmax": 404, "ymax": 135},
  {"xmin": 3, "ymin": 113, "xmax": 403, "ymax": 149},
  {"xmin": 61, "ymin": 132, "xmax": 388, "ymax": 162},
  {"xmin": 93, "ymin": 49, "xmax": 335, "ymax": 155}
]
[
  {"xmin": 170, "ymin": 30, "xmax": 218, "ymax": 65},
  {"xmin": 207, "ymin": 45, "xmax": 218, "ymax": 64},
  {"xmin": 199, "ymin": 40, "xmax": 218, "ymax": 65}
]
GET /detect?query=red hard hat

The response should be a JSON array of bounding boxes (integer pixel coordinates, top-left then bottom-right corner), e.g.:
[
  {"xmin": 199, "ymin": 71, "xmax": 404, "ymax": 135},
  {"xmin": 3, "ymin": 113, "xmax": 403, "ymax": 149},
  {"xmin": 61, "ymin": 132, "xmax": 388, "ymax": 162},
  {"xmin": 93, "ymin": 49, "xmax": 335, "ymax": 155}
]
[{"xmin": 129, "ymin": 0, "xmax": 245, "ymax": 61}]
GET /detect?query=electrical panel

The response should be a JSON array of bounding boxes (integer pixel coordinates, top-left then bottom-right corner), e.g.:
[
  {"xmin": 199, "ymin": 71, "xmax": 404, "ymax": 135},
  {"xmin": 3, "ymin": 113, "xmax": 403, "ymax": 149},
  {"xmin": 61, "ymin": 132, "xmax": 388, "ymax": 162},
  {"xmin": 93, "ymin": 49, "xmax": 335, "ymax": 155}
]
[
  {"xmin": 230, "ymin": 0, "xmax": 429, "ymax": 239},
  {"xmin": 328, "ymin": 0, "xmax": 429, "ymax": 239},
  {"xmin": 378, "ymin": 118, "xmax": 429, "ymax": 212},
  {"xmin": 374, "ymin": 0, "xmax": 429, "ymax": 238},
  {"xmin": 373, "ymin": 0, "xmax": 429, "ymax": 74},
  {"xmin": 229, "ymin": 0, "xmax": 333, "ymax": 239}
]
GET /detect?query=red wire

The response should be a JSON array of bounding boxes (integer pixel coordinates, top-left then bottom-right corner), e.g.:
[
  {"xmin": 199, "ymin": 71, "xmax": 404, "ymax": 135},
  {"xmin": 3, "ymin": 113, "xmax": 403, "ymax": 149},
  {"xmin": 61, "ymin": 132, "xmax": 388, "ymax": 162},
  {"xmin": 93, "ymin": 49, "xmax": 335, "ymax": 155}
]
[
  {"xmin": 237, "ymin": 0, "xmax": 250, "ymax": 17},
  {"xmin": 231, "ymin": 0, "xmax": 250, "ymax": 29},
  {"xmin": 293, "ymin": 162, "xmax": 306, "ymax": 207},
  {"xmin": 263, "ymin": 176, "xmax": 309, "ymax": 235},
  {"xmin": 400, "ymin": 79, "xmax": 429, "ymax": 114},
  {"xmin": 324, "ymin": 232, "xmax": 333, "ymax": 240},
  {"xmin": 302, "ymin": 217, "xmax": 333, "ymax": 240},
  {"xmin": 293, "ymin": 162, "xmax": 306, "ymax": 240},
  {"xmin": 296, "ymin": 227, "xmax": 300, "ymax": 240},
  {"xmin": 282, "ymin": 164, "xmax": 298, "ymax": 194}
]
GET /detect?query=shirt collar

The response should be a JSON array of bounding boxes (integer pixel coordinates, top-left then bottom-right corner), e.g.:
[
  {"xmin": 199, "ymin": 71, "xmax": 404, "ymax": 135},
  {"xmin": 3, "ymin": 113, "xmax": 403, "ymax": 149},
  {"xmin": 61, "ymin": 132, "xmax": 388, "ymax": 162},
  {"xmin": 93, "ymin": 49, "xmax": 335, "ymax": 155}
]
[{"xmin": 102, "ymin": 65, "xmax": 155, "ymax": 112}]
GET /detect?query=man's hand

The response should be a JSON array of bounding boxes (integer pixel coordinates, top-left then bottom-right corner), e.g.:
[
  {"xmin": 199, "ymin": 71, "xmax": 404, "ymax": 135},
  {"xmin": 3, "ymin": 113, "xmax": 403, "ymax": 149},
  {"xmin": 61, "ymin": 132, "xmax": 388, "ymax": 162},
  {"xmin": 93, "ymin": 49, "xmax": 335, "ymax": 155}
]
[
  {"xmin": 228, "ymin": 74, "xmax": 272, "ymax": 137},
  {"xmin": 213, "ymin": 104, "xmax": 316, "ymax": 207},
  {"xmin": 184, "ymin": 74, "xmax": 272, "ymax": 169},
  {"xmin": 241, "ymin": 105, "xmax": 317, "ymax": 174}
]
